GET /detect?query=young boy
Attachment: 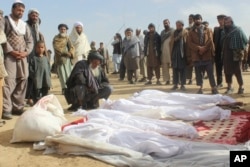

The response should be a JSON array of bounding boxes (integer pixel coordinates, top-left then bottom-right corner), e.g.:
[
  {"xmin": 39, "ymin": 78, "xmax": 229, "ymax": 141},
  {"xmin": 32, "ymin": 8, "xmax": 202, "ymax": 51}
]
[{"xmin": 29, "ymin": 41, "xmax": 51, "ymax": 103}]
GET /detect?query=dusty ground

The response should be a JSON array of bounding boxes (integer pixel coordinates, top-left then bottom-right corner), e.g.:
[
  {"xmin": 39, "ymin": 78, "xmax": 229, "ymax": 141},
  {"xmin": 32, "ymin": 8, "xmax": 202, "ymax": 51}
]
[{"xmin": 1, "ymin": 68, "xmax": 250, "ymax": 167}]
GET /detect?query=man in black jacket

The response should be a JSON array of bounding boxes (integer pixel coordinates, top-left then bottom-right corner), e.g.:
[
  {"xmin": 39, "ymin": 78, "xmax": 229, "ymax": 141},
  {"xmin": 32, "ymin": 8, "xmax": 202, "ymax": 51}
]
[
  {"xmin": 65, "ymin": 51, "xmax": 112, "ymax": 111},
  {"xmin": 144, "ymin": 23, "xmax": 162, "ymax": 85}
]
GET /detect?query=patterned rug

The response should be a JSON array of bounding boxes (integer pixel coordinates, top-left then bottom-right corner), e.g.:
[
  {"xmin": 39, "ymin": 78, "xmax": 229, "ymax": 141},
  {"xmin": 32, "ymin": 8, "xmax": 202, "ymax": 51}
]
[{"xmin": 193, "ymin": 111, "xmax": 250, "ymax": 145}]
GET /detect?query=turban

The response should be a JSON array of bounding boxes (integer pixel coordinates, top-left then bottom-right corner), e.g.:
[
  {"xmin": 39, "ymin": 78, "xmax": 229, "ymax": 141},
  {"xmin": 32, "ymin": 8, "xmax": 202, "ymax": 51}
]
[
  {"xmin": 176, "ymin": 20, "xmax": 184, "ymax": 26},
  {"xmin": 28, "ymin": 8, "xmax": 39, "ymax": 15},
  {"xmin": 88, "ymin": 51, "xmax": 103, "ymax": 61},
  {"xmin": 74, "ymin": 21, "xmax": 83, "ymax": 28},
  {"xmin": 0, "ymin": 10, "xmax": 3, "ymax": 16},
  {"xmin": 14, "ymin": 0, "xmax": 24, "ymax": 4},
  {"xmin": 12, "ymin": 0, "xmax": 25, "ymax": 8},
  {"xmin": 58, "ymin": 23, "xmax": 68, "ymax": 30},
  {"xmin": 125, "ymin": 28, "xmax": 133, "ymax": 32}
]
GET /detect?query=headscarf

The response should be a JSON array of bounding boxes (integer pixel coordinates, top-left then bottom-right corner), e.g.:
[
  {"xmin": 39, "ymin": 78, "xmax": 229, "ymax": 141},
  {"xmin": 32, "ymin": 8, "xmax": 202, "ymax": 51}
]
[{"xmin": 69, "ymin": 22, "xmax": 90, "ymax": 60}]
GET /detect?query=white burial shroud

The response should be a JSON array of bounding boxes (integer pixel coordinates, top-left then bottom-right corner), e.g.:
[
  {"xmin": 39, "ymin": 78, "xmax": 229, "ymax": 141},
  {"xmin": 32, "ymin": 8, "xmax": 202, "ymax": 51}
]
[
  {"xmin": 100, "ymin": 98, "xmax": 231, "ymax": 121},
  {"xmin": 63, "ymin": 116, "xmax": 191, "ymax": 158},
  {"xmin": 73, "ymin": 109, "xmax": 198, "ymax": 139},
  {"xmin": 131, "ymin": 89, "xmax": 235, "ymax": 106}
]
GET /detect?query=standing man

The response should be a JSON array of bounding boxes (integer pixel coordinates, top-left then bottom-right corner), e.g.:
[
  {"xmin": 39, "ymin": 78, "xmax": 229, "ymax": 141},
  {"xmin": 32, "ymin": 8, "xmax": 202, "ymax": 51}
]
[
  {"xmin": 144, "ymin": 23, "xmax": 161, "ymax": 85},
  {"xmin": 221, "ymin": 16, "xmax": 248, "ymax": 94},
  {"xmin": 2, "ymin": 1, "xmax": 33, "ymax": 119},
  {"xmin": 187, "ymin": 14, "xmax": 218, "ymax": 94},
  {"xmin": 25, "ymin": 8, "xmax": 47, "ymax": 106},
  {"xmin": 170, "ymin": 20, "xmax": 188, "ymax": 91},
  {"xmin": 160, "ymin": 19, "xmax": 174, "ymax": 85},
  {"xmin": 69, "ymin": 21, "xmax": 90, "ymax": 65},
  {"xmin": 98, "ymin": 42, "xmax": 109, "ymax": 74},
  {"xmin": 0, "ymin": 9, "xmax": 8, "ymax": 123},
  {"xmin": 111, "ymin": 33, "xmax": 122, "ymax": 74},
  {"xmin": 122, "ymin": 28, "xmax": 141, "ymax": 84},
  {"xmin": 136, "ymin": 28, "xmax": 147, "ymax": 82},
  {"xmin": 53, "ymin": 23, "xmax": 75, "ymax": 95},
  {"xmin": 186, "ymin": 14, "xmax": 195, "ymax": 85},
  {"xmin": 213, "ymin": 14, "xmax": 226, "ymax": 88}
]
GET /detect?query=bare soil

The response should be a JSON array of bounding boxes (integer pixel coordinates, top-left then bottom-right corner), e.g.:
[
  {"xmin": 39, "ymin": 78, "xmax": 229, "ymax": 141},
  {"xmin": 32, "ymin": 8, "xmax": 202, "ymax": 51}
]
[{"xmin": 1, "ymin": 69, "xmax": 250, "ymax": 167}]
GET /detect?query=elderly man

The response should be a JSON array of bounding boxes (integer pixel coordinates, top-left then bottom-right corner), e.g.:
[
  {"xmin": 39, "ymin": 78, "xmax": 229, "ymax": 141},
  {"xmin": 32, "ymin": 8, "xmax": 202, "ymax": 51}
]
[
  {"xmin": 169, "ymin": 20, "xmax": 188, "ymax": 91},
  {"xmin": 144, "ymin": 23, "xmax": 161, "ymax": 85},
  {"xmin": 0, "ymin": 9, "xmax": 8, "ymax": 124},
  {"xmin": 122, "ymin": 28, "xmax": 141, "ymax": 84},
  {"xmin": 186, "ymin": 14, "xmax": 195, "ymax": 85},
  {"xmin": 65, "ymin": 51, "xmax": 112, "ymax": 111},
  {"xmin": 69, "ymin": 21, "xmax": 90, "ymax": 64},
  {"xmin": 187, "ymin": 14, "xmax": 218, "ymax": 94},
  {"xmin": 25, "ymin": 8, "xmax": 47, "ymax": 106},
  {"xmin": 221, "ymin": 16, "xmax": 248, "ymax": 94},
  {"xmin": 2, "ymin": 1, "xmax": 33, "ymax": 120},
  {"xmin": 161, "ymin": 19, "xmax": 174, "ymax": 85},
  {"xmin": 53, "ymin": 23, "xmax": 74, "ymax": 95}
]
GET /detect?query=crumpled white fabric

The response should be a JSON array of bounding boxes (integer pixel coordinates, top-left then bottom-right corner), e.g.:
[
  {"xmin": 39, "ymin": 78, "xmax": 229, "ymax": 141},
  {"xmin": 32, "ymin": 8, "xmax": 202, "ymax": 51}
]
[
  {"xmin": 73, "ymin": 109, "xmax": 198, "ymax": 139},
  {"xmin": 63, "ymin": 117, "xmax": 191, "ymax": 158},
  {"xmin": 131, "ymin": 89, "xmax": 236, "ymax": 106},
  {"xmin": 100, "ymin": 99, "xmax": 231, "ymax": 121}
]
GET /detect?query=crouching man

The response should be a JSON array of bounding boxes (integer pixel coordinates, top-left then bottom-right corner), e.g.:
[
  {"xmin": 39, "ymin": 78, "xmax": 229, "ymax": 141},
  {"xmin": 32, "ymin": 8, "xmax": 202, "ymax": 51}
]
[{"xmin": 65, "ymin": 51, "xmax": 112, "ymax": 111}]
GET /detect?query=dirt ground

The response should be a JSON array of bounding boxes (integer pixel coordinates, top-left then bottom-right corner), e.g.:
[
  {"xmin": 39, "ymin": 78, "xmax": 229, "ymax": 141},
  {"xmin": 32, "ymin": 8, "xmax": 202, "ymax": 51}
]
[{"xmin": 1, "ymin": 68, "xmax": 250, "ymax": 167}]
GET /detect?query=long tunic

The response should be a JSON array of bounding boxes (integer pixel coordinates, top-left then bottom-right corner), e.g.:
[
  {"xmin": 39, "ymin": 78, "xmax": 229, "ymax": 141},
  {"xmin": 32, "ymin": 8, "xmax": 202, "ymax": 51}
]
[
  {"xmin": 53, "ymin": 34, "xmax": 75, "ymax": 89},
  {"xmin": 147, "ymin": 33, "xmax": 161, "ymax": 67},
  {"xmin": 223, "ymin": 39, "xmax": 241, "ymax": 74},
  {"xmin": 122, "ymin": 36, "xmax": 140, "ymax": 70},
  {"xmin": 29, "ymin": 55, "xmax": 51, "ymax": 89},
  {"xmin": 3, "ymin": 16, "xmax": 33, "ymax": 79}
]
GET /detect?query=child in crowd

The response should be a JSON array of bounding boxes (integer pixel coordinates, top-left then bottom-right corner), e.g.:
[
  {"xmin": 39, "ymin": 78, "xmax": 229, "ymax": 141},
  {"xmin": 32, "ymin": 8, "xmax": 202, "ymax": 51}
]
[{"xmin": 29, "ymin": 41, "xmax": 51, "ymax": 103}]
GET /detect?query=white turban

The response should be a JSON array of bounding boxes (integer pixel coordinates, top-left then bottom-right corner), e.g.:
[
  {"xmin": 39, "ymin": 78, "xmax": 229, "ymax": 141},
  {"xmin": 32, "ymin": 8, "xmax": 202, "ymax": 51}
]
[
  {"xmin": 28, "ymin": 8, "xmax": 39, "ymax": 15},
  {"xmin": 74, "ymin": 21, "xmax": 83, "ymax": 28}
]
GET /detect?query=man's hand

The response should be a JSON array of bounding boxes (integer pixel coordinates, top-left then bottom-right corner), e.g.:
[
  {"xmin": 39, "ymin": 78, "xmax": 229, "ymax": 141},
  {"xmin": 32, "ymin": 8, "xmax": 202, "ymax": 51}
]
[{"xmin": 10, "ymin": 51, "xmax": 28, "ymax": 60}]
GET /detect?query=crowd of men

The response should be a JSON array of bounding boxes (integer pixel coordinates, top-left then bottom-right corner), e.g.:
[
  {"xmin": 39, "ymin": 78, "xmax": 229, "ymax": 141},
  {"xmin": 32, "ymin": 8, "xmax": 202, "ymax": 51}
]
[
  {"xmin": 111, "ymin": 14, "xmax": 249, "ymax": 95},
  {"xmin": 0, "ymin": 0, "xmax": 250, "ymax": 125}
]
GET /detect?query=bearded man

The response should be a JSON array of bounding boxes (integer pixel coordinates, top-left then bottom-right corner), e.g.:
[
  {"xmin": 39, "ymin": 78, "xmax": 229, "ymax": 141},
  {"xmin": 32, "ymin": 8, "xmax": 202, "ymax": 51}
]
[
  {"xmin": 2, "ymin": 1, "xmax": 33, "ymax": 119},
  {"xmin": 122, "ymin": 28, "xmax": 141, "ymax": 84},
  {"xmin": 221, "ymin": 16, "xmax": 248, "ymax": 94},
  {"xmin": 69, "ymin": 22, "xmax": 90, "ymax": 65},
  {"xmin": 161, "ymin": 19, "xmax": 174, "ymax": 85},
  {"xmin": 65, "ymin": 51, "xmax": 112, "ymax": 111},
  {"xmin": 53, "ymin": 24, "xmax": 75, "ymax": 94},
  {"xmin": 187, "ymin": 14, "xmax": 218, "ymax": 94},
  {"xmin": 186, "ymin": 14, "xmax": 195, "ymax": 85}
]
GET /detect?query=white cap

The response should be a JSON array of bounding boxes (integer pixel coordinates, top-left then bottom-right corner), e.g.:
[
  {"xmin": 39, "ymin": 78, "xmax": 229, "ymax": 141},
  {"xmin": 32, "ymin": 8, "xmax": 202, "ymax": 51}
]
[
  {"xmin": 28, "ymin": 8, "xmax": 39, "ymax": 15},
  {"xmin": 14, "ymin": 0, "xmax": 24, "ymax": 4},
  {"xmin": 74, "ymin": 21, "xmax": 83, "ymax": 28}
]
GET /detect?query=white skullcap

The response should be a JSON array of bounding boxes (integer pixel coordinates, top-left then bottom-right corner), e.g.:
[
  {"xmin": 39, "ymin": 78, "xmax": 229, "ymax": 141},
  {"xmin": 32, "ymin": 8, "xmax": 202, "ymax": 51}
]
[
  {"xmin": 28, "ymin": 8, "xmax": 39, "ymax": 15},
  {"xmin": 74, "ymin": 21, "xmax": 83, "ymax": 28},
  {"xmin": 14, "ymin": 0, "xmax": 24, "ymax": 4}
]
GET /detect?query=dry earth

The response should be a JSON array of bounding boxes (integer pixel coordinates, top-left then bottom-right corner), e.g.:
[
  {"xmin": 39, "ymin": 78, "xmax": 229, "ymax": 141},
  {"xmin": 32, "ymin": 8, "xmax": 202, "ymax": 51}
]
[{"xmin": 1, "ymin": 67, "xmax": 250, "ymax": 167}]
